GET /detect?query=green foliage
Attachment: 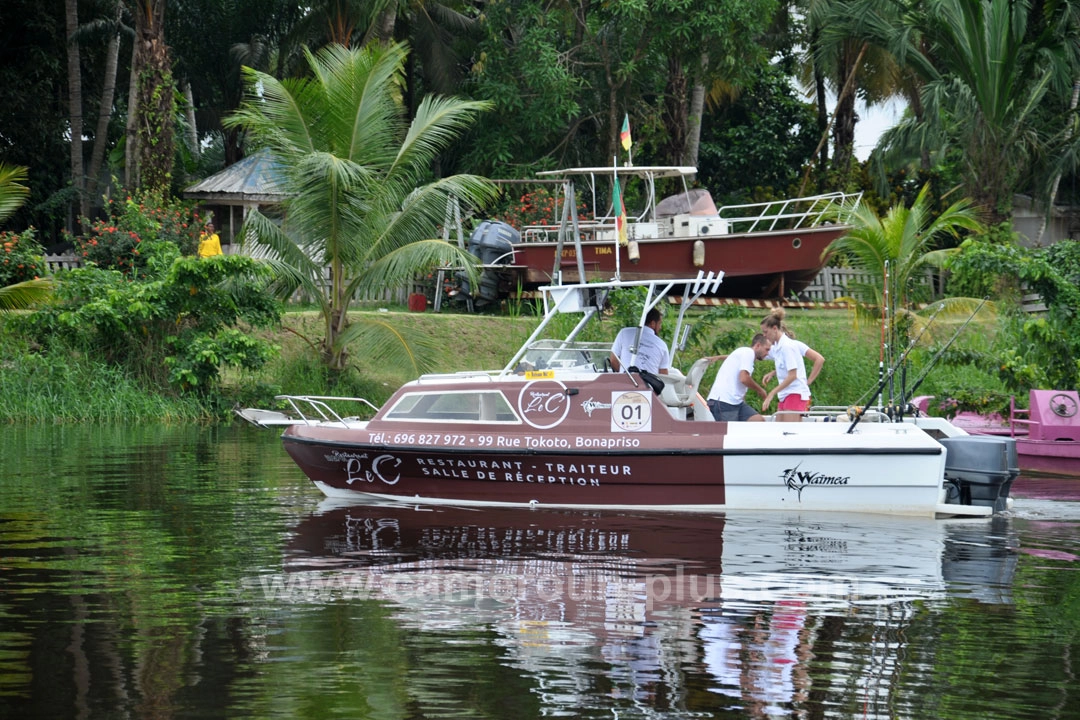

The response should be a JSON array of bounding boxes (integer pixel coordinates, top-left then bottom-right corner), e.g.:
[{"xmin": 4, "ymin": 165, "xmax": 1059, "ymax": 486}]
[
  {"xmin": 945, "ymin": 236, "xmax": 1026, "ymax": 300},
  {"xmin": 15, "ymin": 251, "xmax": 281, "ymax": 401},
  {"xmin": 868, "ymin": 0, "xmax": 1070, "ymax": 223},
  {"xmin": 607, "ymin": 287, "xmax": 650, "ymax": 331},
  {"xmin": 226, "ymin": 42, "xmax": 497, "ymax": 376},
  {"xmin": 0, "ymin": 227, "xmax": 46, "ymax": 285},
  {"xmin": 949, "ymin": 238, "xmax": 1080, "ymax": 393},
  {"xmin": 864, "ymin": 166, "xmax": 963, "ymax": 220},
  {"xmin": 698, "ymin": 65, "xmax": 818, "ymax": 201},
  {"xmin": 72, "ymin": 189, "xmax": 205, "ymax": 275},
  {"xmin": 165, "ymin": 328, "xmax": 275, "ymax": 393},
  {"xmin": 933, "ymin": 388, "xmax": 1013, "ymax": 419}
]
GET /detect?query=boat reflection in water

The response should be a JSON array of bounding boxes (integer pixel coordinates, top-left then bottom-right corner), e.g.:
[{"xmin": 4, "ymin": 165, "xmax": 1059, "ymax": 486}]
[{"xmin": 283, "ymin": 501, "xmax": 1017, "ymax": 715}]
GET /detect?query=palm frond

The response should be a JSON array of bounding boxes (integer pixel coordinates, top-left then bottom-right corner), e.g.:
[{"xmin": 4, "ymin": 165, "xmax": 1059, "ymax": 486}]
[
  {"xmin": 238, "ymin": 210, "xmax": 325, "ymax": 309},
  {"xmin": 332, "ymin": 315, "xmax": 441, "ymax": 378},
  {"xmin": 0, "ymin": 163, "xmax": 30, "ymax": 224},
  {"xmin": 0, "ymin": 277, "xmax": 53, "ymax": 311},
  {"xmin": 362, "ymin": 175, "xmax": 498, "ymax": 264},
  {"xmin": 390, "ymin": 95, "xmax": 494, "ymax": 180},
  {"xmin": 349, "ymin": 239, "xmax": 479, "ymax": 299}
]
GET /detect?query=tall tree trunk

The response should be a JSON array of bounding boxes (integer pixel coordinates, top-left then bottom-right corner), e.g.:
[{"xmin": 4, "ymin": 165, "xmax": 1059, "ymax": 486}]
[
  {"xmin": 183, "ymin": 80, "xmax": 198, "ymax": 160},
  {"xmin": 662, "ymin": 56, "xmax": 688, "ymax": 167},
  {"xmin": 133, "ymin": 0, "xmax": 174, "ymax": 193},
  {"xmin": 65, "ymin": 0, "xmax": 87, "ymax": 220},
  {"xmin": 811, "ymin": 29, "xmax": 829, "ymax": 177},
  {"xmin": 87, "ymin": 9, "xmax": 122, "ymax": 214},
  {"xmin": 125, "ymin": 33, "xmax": 139, "ymax": 188},
  {"xmin": 831, "ymin": 42, "xmax": 860, "ymax": 177},
  {"xmin": 800, "ymin": 43, "xmax": 867, "ymax": 195},
  {"xmin": 372, "ymin": 6, "xmax": 397, "ymax": 45},
  {"xmin": 683, "ymin": 53, "xmax": 709, "ymax": 175}
]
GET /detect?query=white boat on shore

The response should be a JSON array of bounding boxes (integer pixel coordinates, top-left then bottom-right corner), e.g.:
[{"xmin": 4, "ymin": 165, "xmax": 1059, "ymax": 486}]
[{"xmin": 241, "ymin": 271, "xmax": 1017, "ymax": 518}]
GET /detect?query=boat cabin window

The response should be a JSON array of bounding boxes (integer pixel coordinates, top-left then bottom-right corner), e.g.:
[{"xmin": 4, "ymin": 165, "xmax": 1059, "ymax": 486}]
[{"xmin": 383, "ymin": 390, "xmax": 519, "ymax": 423}]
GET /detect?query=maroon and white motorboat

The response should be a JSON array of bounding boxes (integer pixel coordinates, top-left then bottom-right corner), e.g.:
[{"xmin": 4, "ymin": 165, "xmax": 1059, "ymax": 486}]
[
  {"xmin": 243, "ymin": 273, "xmax": 1017, "ymax": 518},
  {"xmin": 456, "ymin": 165, "xmax": 859, "ymax": 304}
]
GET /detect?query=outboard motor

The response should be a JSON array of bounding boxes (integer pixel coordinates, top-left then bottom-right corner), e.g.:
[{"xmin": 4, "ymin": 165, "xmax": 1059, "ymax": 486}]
[
  {"xmin": 940, "ymin": 436, "xmax": 1018, "ymax": 513},
  {"xmin": 458, "ymin": 220, "xmax": 520, "ymax": 304}
]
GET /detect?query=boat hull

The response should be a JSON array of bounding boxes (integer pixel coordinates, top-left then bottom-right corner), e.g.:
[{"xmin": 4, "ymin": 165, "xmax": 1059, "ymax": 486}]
[
  {"xmin": 282, "ymin": 421, "xmax": 961, "ymax": 517},
  {"xmin": 1015, "ymin": 439, "xmax": 1080, "ymax": 477},
  {"xmin": 507, "ymin": 225, "xmax": 848, "ymax": 298}
]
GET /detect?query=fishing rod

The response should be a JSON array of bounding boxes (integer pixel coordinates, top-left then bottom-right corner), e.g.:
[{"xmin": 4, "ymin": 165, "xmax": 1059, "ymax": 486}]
[
  {"xmin": 878, "ymin": 261, "xmax": 888, "ymax": 412},
  {"xmin": 847, "ymin": 301, "xmax": 947, "ymax": 434},
  {"xmin": 903, "ymin": 297, "xmax": 989, "ymax": 406}
]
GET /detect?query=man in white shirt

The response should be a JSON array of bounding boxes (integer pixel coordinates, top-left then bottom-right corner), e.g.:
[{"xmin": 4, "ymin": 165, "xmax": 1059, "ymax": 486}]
[
  {"xmin": 609, "ymin": 308, "xmax": 671, "ymax": 375},
  {"xmin": 705, "ymin": 333, "xmax": 772, "ymax": 421}
]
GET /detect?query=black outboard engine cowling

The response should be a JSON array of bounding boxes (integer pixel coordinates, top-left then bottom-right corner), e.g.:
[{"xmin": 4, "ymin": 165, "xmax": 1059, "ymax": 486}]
[
  {"xmin": 458, "ymin": 220, "xmax": 521, "ymax": 304},
  {"xmin": 940, "ymin": 436, "xmax": 1018, "ymax": 513}
]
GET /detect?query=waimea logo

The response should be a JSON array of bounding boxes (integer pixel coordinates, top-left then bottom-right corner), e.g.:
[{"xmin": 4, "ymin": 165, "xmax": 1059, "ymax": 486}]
[{"xmin": 782, "ymin": 463, "xmax": 851, "ymax": 500}]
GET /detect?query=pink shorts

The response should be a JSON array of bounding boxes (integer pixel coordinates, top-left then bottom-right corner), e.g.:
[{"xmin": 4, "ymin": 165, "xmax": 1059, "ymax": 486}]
[{"xmin": 778, "ymin": 395, "xmax": 810, "ymax": 412}]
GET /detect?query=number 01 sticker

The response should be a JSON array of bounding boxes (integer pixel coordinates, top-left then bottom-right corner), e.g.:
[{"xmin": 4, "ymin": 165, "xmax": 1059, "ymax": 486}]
[{"xmin": 611, "ymin": 390, "xmax": 652, "ymax": 432}]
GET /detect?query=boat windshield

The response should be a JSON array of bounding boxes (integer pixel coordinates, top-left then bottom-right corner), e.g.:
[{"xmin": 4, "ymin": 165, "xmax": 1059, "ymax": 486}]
[
  {"xmin": 515, "ymin": 340, "xmax": 609, "ymax": 373},
  {"xmin": 384, "ymin": 390, "xmax": 520, "ymax": 423}
]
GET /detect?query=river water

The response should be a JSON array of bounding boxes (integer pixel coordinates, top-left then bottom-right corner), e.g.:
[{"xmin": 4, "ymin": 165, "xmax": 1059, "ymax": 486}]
[{"xmin": 1, "ymin": 424, "xmax": 1079, "ymax": 719}]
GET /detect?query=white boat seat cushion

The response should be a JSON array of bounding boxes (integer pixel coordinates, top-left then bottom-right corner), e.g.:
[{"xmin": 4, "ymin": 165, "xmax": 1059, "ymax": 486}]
[{"xmin": 657, "ymin": 358, "xmax": 711, "ymax": 407}]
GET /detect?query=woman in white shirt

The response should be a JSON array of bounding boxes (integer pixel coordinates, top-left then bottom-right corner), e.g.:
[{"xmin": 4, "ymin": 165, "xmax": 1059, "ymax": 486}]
[{"xmin": 760, "ymin": 309, "xmax": 824, "ymax": 421}]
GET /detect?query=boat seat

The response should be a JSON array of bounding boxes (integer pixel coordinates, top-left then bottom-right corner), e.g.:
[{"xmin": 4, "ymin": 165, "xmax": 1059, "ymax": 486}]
[
  {"xmin": 657, "ymin": 370, "xmax": 688, "ymax": 407},
  {"xmin": 655, "ymin": 358, "xmax": 712, "ymax": 408},
  {"xmin": 682, "ymin": 357, "xmax": 711, "ymax": 397}
]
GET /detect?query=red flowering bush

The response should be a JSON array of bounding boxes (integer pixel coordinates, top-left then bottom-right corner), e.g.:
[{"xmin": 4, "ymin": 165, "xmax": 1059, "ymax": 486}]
[
  {"xmin": 73, "ymin": 190, "xmax": 204, "ymax": 276},
  {"xmin": 492, "ymin": 187, "xmax": 587, "ymax": 229},
  {"xmin": 0, "ymin": 227, "xmax": 46, "ymax": 286}
]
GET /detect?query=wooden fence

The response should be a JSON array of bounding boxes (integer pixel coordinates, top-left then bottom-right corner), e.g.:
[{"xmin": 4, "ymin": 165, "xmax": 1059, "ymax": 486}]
[
  {"xmin": 44, "ymin": 254, "xmax": 81, "ymax": 272},
  {"xmin": 797, "ymin": 267, "xmax": 938, "ymax": 303}
]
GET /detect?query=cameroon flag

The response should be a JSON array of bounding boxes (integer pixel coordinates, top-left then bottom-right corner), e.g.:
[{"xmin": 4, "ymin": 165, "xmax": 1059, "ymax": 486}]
[{"xmin": 613, "ymin": 174, "xmax": 628, "ymax": 246}]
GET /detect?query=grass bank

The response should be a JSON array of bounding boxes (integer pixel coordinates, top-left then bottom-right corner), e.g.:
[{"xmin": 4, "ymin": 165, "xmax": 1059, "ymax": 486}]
[
  {"xmin": 0, "ymin": 304, "xmax": 1004, "ymax": 423},
  {"xmin": 263, "ymin": 304, "xmax": 1004, "ymax": 413}
]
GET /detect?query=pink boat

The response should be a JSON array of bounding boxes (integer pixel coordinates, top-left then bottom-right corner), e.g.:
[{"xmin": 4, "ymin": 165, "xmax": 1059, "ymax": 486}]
[
  {"xmin": 1009, "ymin": 390, "xmax": 1080, "ymax": 477},
  {"xmin": 919, "ymin": 390, "xmax": 1080, "ymax": 477}
]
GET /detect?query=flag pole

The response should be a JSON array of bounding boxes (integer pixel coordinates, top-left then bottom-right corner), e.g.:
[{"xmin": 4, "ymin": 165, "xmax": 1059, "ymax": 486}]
[{"xmin": 613, "ymin": 156, "xmax": 621, "ymax": 281}]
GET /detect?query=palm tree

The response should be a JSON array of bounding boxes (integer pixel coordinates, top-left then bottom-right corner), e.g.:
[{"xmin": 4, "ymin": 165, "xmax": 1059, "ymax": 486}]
[
  {"xmin": 825, "ymin": 184, "xmax": 983, "ymax": 314},
  {"xmin": 0, "ymin": 163, "xmax": 52, "ymax": 311},
  {"xmin": 798, "ymin": 0, "xmax": 907, "ymax": 188},
  {"xmin": 868, "ymin": 0, "xmax": 1071, "ymax": 223},
  {"xmin": 225, "ymin": 42, "xmax": 496, "ymax": 376}
]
